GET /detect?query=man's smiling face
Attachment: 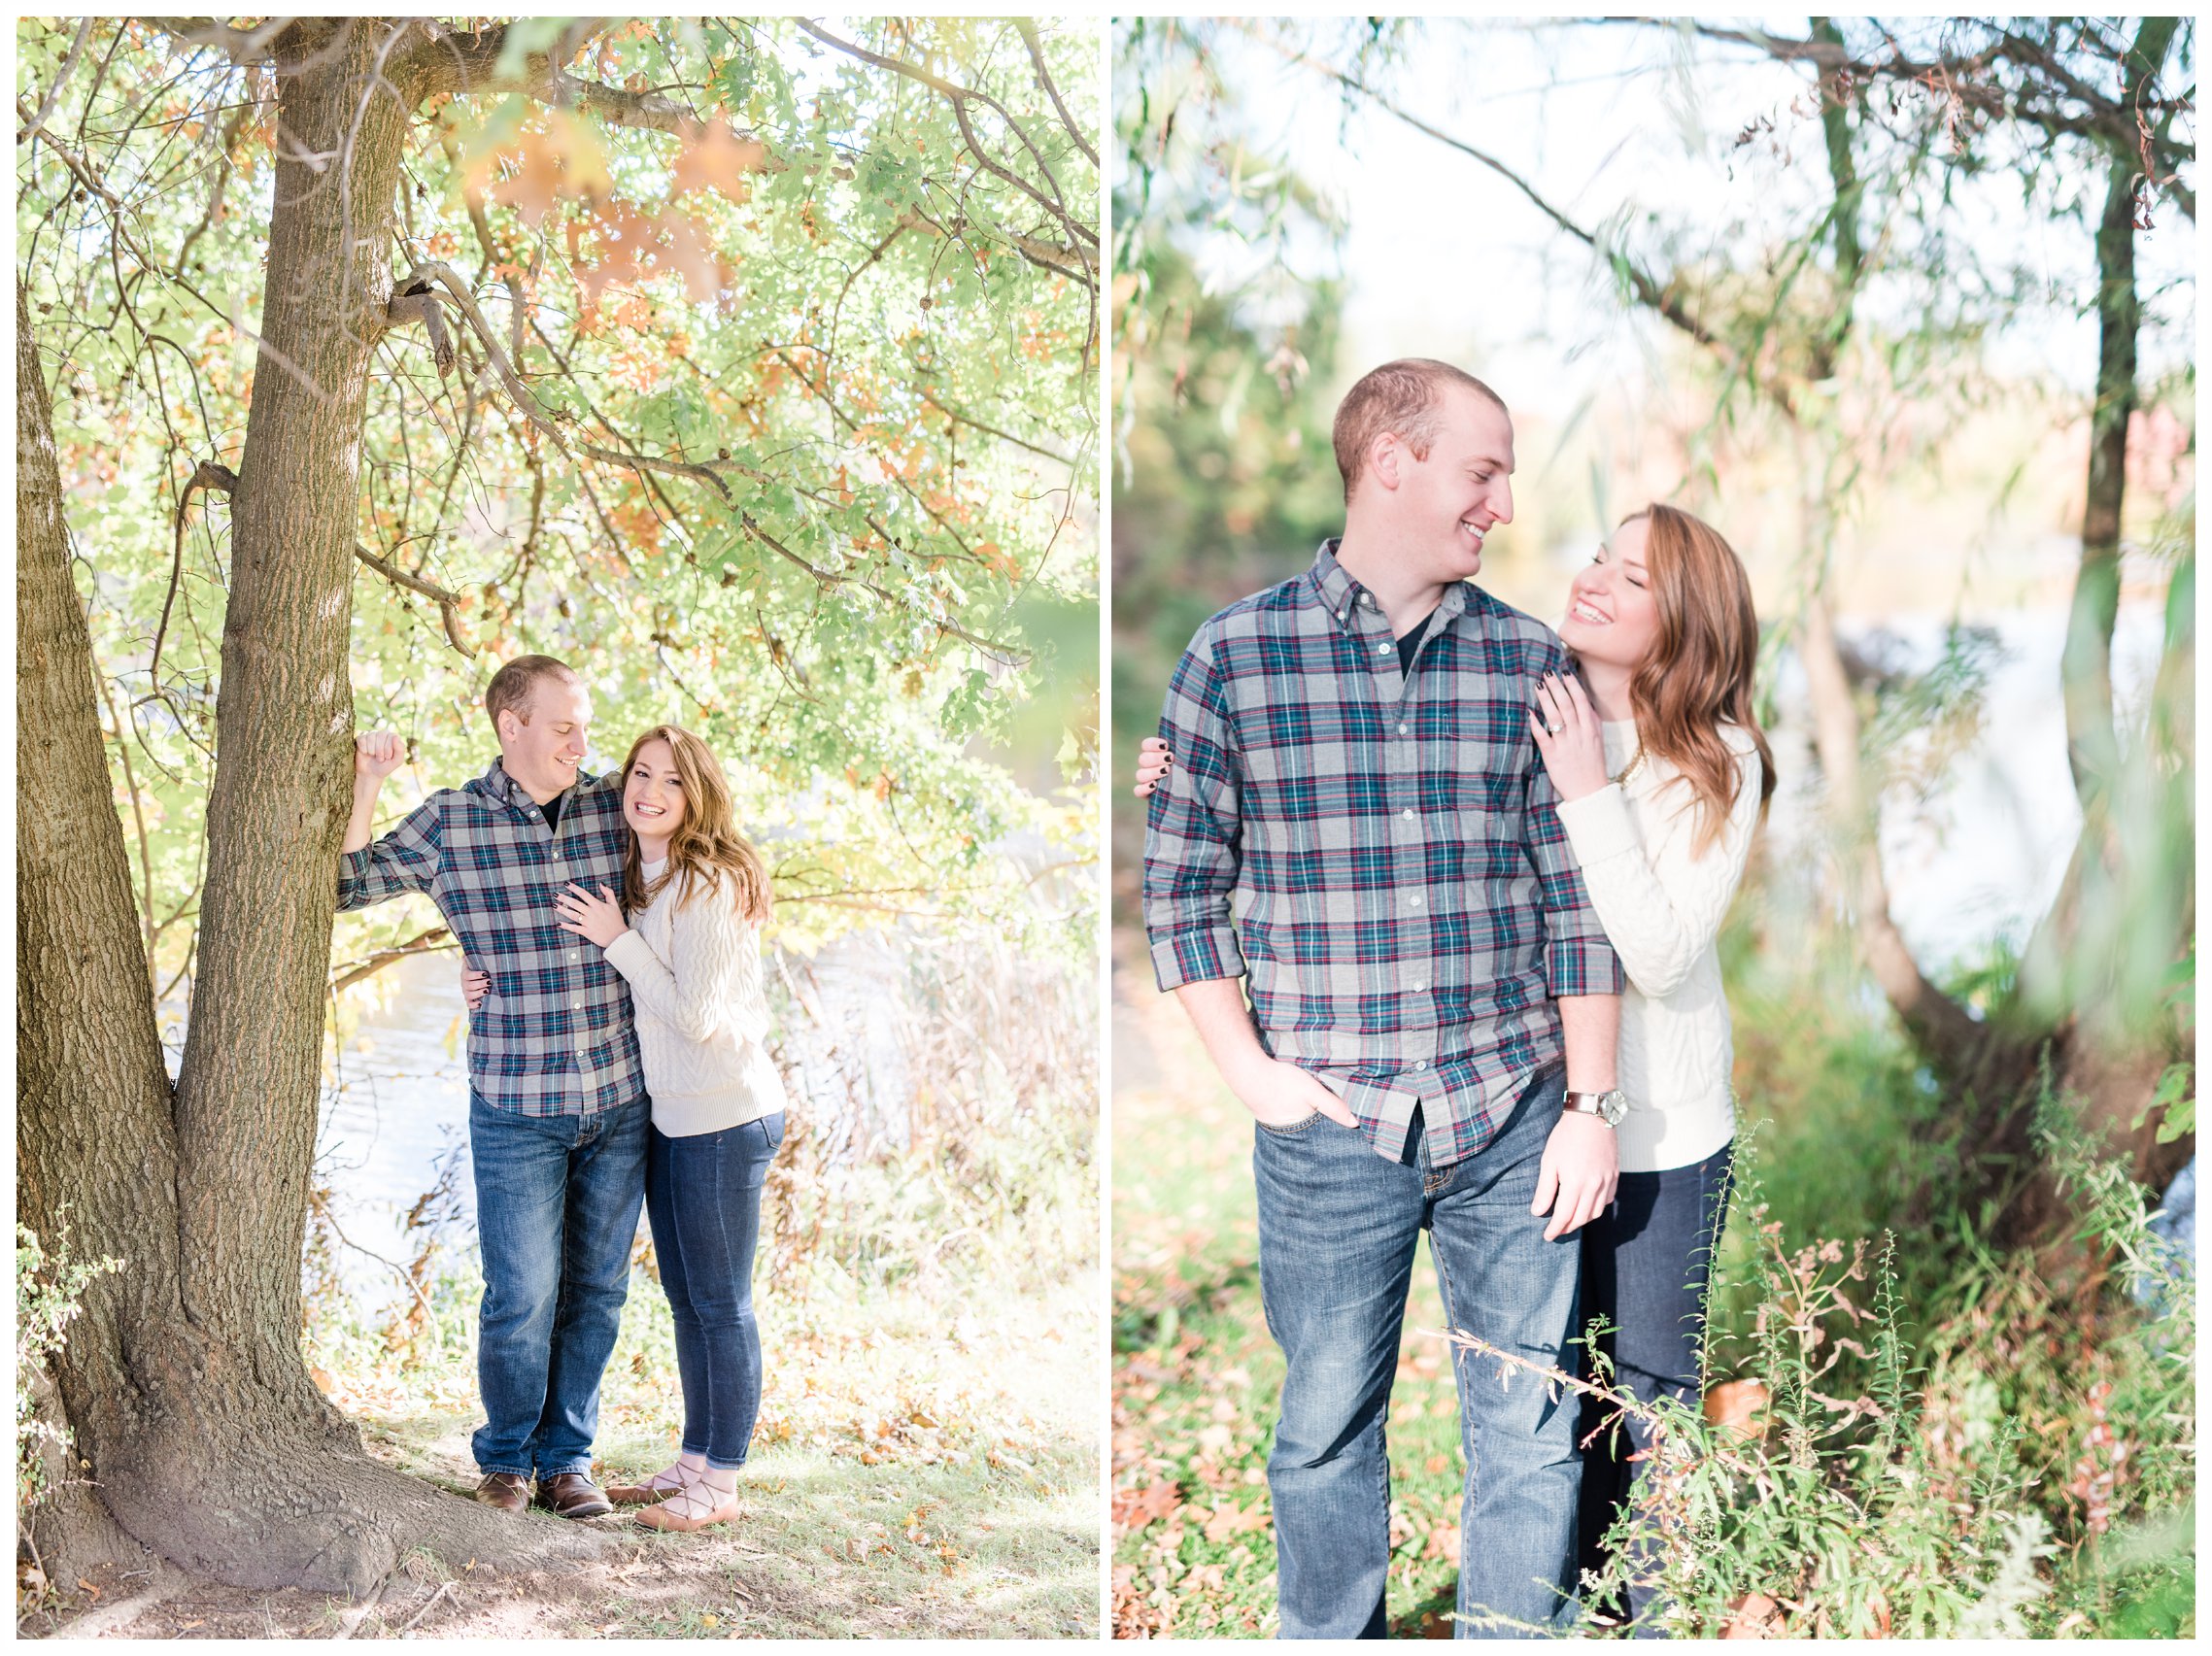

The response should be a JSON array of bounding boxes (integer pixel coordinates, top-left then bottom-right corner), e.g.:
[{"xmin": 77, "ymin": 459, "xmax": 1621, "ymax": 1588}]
[
  {"xmin": 496, "ymin": 673, "xmax": 592, "ymax": 801},
  {"xmin": 1396, "ymin": 386, "xmax": 1516, "ymax": 586}
]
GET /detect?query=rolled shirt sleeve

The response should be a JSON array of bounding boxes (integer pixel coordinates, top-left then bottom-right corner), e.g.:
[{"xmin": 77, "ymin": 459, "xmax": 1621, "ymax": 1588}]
[
  {"xmin": 337, "ymin": 793, "xmax": 447, "ymax": 911},
  {"xmin": 1141, "ymin": 631, "xmax": 1248, "ymax": 991}
]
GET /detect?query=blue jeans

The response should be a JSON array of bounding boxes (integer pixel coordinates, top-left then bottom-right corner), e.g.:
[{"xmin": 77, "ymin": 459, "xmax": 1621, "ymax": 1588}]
[
  {"xmin": 1254, "ymin": 1066, "xmax": 1582, "ymax": 1639},
  {"xmin": 1577, "ymin": 1144, "xmax": 1735, "ymax": 1638},
  {"xmin": 644, "ymin": 1114, "xmax": 783, "ymax": 1470},
  {"xmin": 467, "ymin": 1094, "xmax": 648, "ymax": 1478}
]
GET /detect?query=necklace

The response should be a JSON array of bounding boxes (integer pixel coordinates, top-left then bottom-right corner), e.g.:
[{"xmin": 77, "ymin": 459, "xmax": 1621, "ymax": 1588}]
[{"xmin": 1611, "ymin": 743, "xmax": 1647, "ymax": 788}]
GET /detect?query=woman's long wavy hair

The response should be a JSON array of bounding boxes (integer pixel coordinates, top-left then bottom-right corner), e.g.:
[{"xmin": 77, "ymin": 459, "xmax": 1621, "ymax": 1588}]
[
  {"xmin": 1620, "ymin": 503, "xmax": 1778, "ymax": 855},
  {"xmin": 618, "ymin": 724, "xmax": 774, "ymax": 923}
]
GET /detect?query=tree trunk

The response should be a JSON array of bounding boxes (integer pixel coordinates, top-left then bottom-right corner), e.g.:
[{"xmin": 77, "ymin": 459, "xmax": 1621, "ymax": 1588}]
[
  {"xmin": 2006, "ymin": 15, "xmax": 2192, "ymax": 1228},
  {"xmin": 17, "ymin": 277, "xmax": 187, "ymax": 1580},
  {"xmin": 2058, "ymin": 14, "xmax": 2178, "ymax": 809},
  {"xmin": 17, "ymin": 28, "xmax": 611, "ymax": 1594}
]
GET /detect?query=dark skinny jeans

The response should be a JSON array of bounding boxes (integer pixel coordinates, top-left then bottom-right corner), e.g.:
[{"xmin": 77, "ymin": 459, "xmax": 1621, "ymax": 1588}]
[
  {"xmin": 1577, "ymin": 1143, "xmax": 1735, "ymax": 1638},
  {"xmin": 643, "ymin": 1112, "xmax": 784, "ymax": 1470}
]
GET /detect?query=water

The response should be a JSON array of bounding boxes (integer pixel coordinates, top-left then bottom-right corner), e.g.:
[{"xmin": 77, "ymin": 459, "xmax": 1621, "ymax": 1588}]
[
  {"xmin": 1763, "ymin": 602, "xmax": 2168, "ymax": 974},
  {"xmin": 314, "ymin": 935, "xmax": 920, "ymax": 1312}
]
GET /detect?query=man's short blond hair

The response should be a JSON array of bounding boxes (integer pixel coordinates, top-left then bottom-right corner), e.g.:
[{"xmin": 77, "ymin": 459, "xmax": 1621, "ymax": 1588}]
[
  {"xmin": 1332, "ymin": 358, "xmax": 1508, "ymax": 503},
  {"xmin": 484, "ymin": 655, "xmax": 577, "ymax": 732}
]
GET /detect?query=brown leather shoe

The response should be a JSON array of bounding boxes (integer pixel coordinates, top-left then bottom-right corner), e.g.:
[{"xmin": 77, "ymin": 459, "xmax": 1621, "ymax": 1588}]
[
  {"xmin": 474, "ymin": 1471, "xmax": 530, "ymax": 1513},
  {"xmin": 533, "ymin": 1470, "xmax": 613, "ymax": 1520}
]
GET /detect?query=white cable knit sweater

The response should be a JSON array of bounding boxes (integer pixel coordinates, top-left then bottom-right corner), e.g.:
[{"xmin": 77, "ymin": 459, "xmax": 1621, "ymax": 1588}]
[
  {"xmin": 601, "ymin": 855, "xmax": 788, "ymax": 1138},
  {"xmin": 1552, "ymin": 722, "xmax": 1763, "ymax": 1173}
]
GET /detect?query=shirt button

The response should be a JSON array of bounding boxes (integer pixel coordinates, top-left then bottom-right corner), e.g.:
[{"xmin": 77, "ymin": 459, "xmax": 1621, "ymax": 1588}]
[
  {"xmin": 1377, "ymin": 643, "xmax": 1391, "ymax": 656},
  {"xmin": 1413, "ymin": 982, "xmax": 1427, "ymax": 993},
  {"xmin": 1401, "ymin": 808, "xmax": 1414, "ymax": 822},
  {"xmin": 1337, "ymin": 607, "xmax": 1346, "ymax": 621},
  {"xmin": 1412, "ymin": 1060, "xmax": 1428, "ymax": 1072},
  {"xmin": 1398, "ymin": 723, "xmax": 1410, "ymax": 735},
  {"xmin": 1409, "ymin": 895, "xmax": 1423, "ymax": 907},
  {"xmin": 1362, "ymin": 593, "xmax": 1376, "ymax": 607}
]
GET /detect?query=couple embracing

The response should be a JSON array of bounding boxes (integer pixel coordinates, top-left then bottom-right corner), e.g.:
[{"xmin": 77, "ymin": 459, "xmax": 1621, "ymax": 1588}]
[
  {"xmin": 340, "ymin": 654, "xmax": 785, "ymax": 1532},
  {"xmin": 1139, "ymin": 358, "xmax": 1774, "ymax": 1637}
]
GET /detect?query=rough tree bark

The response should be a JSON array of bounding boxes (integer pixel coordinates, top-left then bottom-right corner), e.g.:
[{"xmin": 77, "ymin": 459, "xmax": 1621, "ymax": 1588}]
[{"xmin": 17, "ymin": 21, "xmax": 615, "ymax": 1594}]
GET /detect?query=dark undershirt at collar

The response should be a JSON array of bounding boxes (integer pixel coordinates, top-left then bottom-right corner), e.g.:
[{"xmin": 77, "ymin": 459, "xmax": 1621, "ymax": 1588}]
[
  {"xmin": 1396, "ymin": 611, "xmax": 1433, "ymax": 673},
  {"xmin": 539, "ymin": 790, "xmax": 564, "ymax": 833}
]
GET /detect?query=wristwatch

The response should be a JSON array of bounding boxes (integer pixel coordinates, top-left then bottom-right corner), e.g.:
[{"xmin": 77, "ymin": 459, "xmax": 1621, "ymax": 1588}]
[{"xmin": 1564, "ymin": 1088, "xmax": 1628, "ymax": 1129}]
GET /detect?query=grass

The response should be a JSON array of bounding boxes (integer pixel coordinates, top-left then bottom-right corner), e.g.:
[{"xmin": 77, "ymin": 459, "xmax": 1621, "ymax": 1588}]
[
  {"xmin": 1108, "ymin": 926, "xmax": 2195, "ymax": 1639},
  {"xmin": 297, "ymin": 1146, "xmax": 1099, "ymax": 1639},
  {"xmin": 1109, "ymin": 939, "xmax": 1471, "ymax": 1639}
]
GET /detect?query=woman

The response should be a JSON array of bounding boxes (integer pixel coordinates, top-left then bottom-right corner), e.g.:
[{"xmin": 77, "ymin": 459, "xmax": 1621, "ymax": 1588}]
[
  {"xmin": 1135, "ymin": 503, "xmax": 1772, "ymax": 1633},
  {"xmin": 466, "ymin": 724, "xmax": 786, "ymax": 1533}
]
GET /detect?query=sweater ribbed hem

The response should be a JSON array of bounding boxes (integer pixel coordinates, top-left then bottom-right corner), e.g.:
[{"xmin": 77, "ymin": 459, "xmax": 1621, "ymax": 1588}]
[{"xmin": 652, "ymin": 1089, "xmax": 781, "ymax": 1138}]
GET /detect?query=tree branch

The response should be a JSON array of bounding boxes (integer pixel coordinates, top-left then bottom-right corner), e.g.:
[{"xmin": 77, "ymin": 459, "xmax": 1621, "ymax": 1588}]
[
  {"xmin": 796, "ymin": 19, "xmax": 1096, "ymax": 255},
  {"xmin": 405, "ymin": 23, "xmax": 702, "ymax": 135},
  {"xmin": 400, "ymin": 259, "xmax": 735, "ymax": 500},
  {"xmin": 1266, "ymin": 39, "xmax": 1737, "ymax": 371},
  {"xmin": 353, "ymin": 544, "xmax": 470, "ymax": 657},
  {"xmin": 329, "ymin": 927, "xmax": 455, "ymax": 995},
  {"xmin": 18, "ymin": 17, "xmax": 96, "ymax": 140},
  {"xmin": 1015, "ymin": 17, "xmax": 1098, "ymax": 168},
  {"xmin": 141, "ymin": 17, "xmax": 305, "ymax": 65}
]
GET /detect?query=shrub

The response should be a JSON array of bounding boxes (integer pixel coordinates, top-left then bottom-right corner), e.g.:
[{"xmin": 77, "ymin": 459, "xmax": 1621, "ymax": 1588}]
[{"xmin": 15, "ymin": 1217, "xmax": 122, "ymax": 1517}]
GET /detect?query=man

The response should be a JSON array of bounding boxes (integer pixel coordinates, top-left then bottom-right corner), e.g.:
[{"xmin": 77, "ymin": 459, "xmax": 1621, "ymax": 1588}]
[
  {"xmin": 342, "ymin": 655, "xmax": 645, "ymax": 1520},
  {"xmin": 1142, "ymin": 359, "xmax": 1628, "ymax": 1639}
]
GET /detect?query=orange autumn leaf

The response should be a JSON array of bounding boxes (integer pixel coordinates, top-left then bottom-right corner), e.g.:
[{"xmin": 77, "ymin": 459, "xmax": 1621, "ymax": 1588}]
[
  {"xmin": 1200, "ymin": 1502, "xmax": 1271, "ymax": 1544},
  {"xmin": 466, "ymin": 112, "xmax": 610, "ymax": 226},
  {"xmin": 1109, "ymin": 1481, "xmax": 1184, "ymax": 1530},
  {"xmin": 673, "ymin": 118, "xmax": 770, "ymax": 205}
]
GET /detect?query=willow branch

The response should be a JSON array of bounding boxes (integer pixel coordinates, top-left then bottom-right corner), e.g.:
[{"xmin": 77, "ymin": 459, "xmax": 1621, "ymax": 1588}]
[{"xmin": 1267, "ymin": 42, "xmax": 1736, "ymax": 371}]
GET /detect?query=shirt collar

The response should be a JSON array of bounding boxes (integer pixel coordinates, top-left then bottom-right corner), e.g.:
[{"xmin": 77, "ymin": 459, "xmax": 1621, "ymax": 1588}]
[
  {"xmin": 478, "ymin": 758, "xmax": 572, "ymax": 816},
  {"xmin": 1309, "ymin": 539, "xmax": 1475, "ymax": 636}
]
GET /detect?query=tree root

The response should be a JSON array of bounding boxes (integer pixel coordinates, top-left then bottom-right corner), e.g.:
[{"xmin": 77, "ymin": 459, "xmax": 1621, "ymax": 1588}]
[{"xmin": 94, "ymin": 1444, "xmax": 620, "ymax": 1598}]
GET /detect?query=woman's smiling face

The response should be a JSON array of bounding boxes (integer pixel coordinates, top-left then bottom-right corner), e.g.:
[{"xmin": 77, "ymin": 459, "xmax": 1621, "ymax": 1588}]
[
  {"xmin": 1558, "ymin": 516, "xmax": 1662, "ymax": 672},
  {"xmin": 623, "ymin": 737, "xmax": 686, "ymax": 844}
]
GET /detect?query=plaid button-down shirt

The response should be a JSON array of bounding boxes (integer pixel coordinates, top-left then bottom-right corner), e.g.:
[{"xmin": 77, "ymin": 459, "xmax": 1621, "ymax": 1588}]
[
  {"xmin": 338, "ymin": 759, "xmax": 645, "ymax": 1118},
  {"xmin": 1143, "ymin": 542, "xmax": 1625, "ymax": 1169}
]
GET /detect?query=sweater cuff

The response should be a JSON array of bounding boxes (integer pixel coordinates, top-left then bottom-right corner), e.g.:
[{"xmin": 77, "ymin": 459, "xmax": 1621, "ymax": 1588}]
[
  {"xmin": 1555, "ymin": 784, "xmax": 1641, "ymax": 868},
  {"xmin": 602, "ymin": 929, "xmax": 651, "ymax": 978}
]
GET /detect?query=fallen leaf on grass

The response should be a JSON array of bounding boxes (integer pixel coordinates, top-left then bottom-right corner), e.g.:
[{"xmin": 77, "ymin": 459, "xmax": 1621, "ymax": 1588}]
[
  {"xmin": 1421, "ymin": 1522, "xmax": 1461, "ymax": 1562},
  {"xmin": 1110, "ymin": 1481, "xmax": 1184, "ymax": 1530},
  {"xmin": 1200, "ymin": 1502, "xmax": 1271, "ymax": 1543}
]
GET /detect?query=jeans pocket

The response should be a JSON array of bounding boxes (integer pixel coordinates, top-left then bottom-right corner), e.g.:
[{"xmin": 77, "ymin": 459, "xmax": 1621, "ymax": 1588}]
[
  {"xmin": 1256, "ymin": 1109, "xmax": 1324, "ymax": 1137},
  {"xmin": 758, "ymin": 1111, "xmax": 787, "ymax": 1153}
]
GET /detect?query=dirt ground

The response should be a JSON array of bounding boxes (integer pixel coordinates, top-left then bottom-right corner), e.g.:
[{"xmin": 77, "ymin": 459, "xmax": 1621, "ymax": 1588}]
[{"xmin": 18, "ymin": 1273, "xmax": 1102, "ymax": 1639}]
